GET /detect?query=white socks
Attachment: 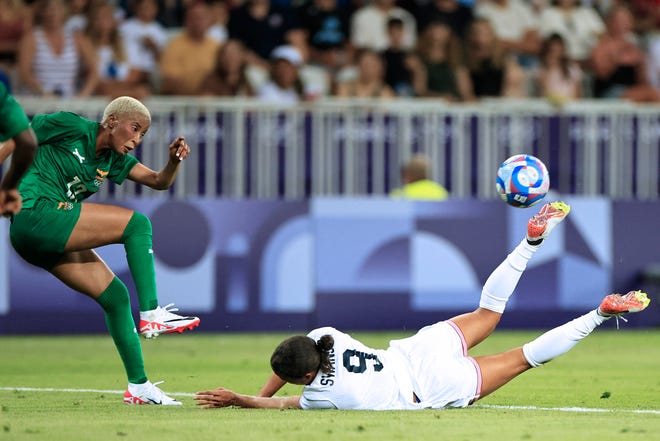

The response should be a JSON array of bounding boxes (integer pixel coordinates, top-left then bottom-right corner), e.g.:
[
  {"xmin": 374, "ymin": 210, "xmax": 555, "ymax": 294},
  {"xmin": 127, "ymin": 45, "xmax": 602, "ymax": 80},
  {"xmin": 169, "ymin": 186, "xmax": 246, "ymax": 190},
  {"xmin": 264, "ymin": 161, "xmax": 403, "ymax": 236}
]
[
  {"xmin": 478, "ymin": 238, "xmax": 612, "ymax": 369},
  {"xmin": 522, "ymin": 310, "xmax": 610, "ymax": 367},
  {"xmin": 479, "ymin": 239, "xmax": 539, "ymax": 314}
]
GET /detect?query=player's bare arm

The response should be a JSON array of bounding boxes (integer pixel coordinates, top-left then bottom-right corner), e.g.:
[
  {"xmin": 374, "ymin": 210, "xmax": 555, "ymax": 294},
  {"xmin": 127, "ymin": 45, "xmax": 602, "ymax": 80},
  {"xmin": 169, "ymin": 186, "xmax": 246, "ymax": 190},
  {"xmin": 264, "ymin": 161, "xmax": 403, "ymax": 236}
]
[
  {"xmin": 0, "ymin": 139, "xmax": 15, "ymax": 164},
  {"xmin": 195, "ymin": 388, "xmax": 301, "ymax": 409},
  {"xmin": 257, "ymin": 373, "xmax": 287, "ymax": 397},
  {"xmin": 128, "ymin": 136, "xmax": 190, "ymax": 190}
]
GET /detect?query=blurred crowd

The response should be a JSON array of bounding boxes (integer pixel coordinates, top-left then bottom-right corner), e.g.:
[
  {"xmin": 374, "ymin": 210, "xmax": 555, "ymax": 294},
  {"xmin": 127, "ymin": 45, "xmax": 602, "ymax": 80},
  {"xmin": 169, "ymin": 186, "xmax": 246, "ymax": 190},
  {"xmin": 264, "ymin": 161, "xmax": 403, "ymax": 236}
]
[{"xmin": 1, "ymin": 0, "xmax": 659, "ymax": 103}]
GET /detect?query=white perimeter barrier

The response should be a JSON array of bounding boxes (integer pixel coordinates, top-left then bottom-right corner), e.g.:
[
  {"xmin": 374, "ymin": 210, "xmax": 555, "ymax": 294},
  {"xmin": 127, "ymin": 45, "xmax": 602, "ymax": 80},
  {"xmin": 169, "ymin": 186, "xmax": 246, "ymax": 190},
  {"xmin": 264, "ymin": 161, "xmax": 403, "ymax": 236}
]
[{"xmin": 14, "ymin": 97, "xmax": 660, "ymax": 200}]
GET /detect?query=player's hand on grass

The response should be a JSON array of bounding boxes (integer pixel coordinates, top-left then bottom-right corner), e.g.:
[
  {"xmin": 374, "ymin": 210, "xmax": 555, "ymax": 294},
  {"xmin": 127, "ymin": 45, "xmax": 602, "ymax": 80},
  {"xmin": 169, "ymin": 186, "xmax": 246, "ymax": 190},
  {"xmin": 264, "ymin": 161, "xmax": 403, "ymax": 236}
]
[
  {"xmin": 169, "ymin": 136, "xmax": 190, "ymax": 162},
  {"xmin": 194, "ymin": 388, "xmax": 238, "ymax": 408}
]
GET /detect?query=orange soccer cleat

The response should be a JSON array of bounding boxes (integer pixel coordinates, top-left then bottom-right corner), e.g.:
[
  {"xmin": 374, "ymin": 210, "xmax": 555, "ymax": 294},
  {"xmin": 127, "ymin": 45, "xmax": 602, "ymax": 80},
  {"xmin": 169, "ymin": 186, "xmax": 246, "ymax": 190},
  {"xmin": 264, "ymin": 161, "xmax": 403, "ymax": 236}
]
[
  {"xmin": 527, "ymin": 201, "xmax": 571, "ymax": 243},
  {"xmin": 598, "ymin": 290, "xmax": 651, "ymax": 316}
]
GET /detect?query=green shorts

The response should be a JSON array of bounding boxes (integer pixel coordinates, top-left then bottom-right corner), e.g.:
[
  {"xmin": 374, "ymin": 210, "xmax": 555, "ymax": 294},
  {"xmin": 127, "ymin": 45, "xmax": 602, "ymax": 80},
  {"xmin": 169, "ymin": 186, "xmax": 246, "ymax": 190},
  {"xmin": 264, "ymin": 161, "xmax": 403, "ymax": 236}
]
[
  {"xmin": 0, "ymin": 88, "xmax": 31, "ymax": 142},
  {"xmin": 10, "ymin": 199, "xmax": 81, "ymax": 269}
]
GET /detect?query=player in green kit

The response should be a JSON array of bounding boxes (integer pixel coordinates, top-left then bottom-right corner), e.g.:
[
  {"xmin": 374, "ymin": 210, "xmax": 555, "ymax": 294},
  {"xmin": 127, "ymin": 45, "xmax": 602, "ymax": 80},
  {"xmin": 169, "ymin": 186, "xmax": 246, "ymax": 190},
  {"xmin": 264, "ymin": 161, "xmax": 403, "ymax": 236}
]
[
  {"xmin": 0, "ymin": 82, "xmax": 38, "ymax": 215},
  {"xmin": 10, "ymin": 96, "xmax": 199, "ymax": 405}
]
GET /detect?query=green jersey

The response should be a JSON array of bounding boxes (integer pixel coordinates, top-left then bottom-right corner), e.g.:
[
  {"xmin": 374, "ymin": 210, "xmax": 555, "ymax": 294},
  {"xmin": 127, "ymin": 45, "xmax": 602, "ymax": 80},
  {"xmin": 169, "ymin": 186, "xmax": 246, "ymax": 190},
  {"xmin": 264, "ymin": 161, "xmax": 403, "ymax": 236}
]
[{"xmin": 19, "ymin": 112, "xmax": 139, "ymax": 209}]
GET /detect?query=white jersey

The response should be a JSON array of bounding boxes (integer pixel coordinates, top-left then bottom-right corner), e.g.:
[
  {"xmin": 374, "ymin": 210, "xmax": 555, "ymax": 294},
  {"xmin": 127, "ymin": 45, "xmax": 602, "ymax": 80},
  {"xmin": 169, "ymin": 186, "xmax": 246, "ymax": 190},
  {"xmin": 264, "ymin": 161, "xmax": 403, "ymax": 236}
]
[
  {"xmin": 300, "ymin": 327, "xmax": 423, "ymax": 410},
  {"xmin": 299, "ymin": 322, "xmax": 482, "ymax": 410}
]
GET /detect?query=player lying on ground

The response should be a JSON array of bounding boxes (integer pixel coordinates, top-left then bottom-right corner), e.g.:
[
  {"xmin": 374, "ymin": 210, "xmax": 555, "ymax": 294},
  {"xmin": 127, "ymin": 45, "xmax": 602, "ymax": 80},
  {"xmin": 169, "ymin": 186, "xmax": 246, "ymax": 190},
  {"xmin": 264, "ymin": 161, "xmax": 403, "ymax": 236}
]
[
  {"xmin": 0, "ymin": 82, "xmax": 38, "ymax": 215},
  {"xmin": 195, "ymin": 201, "xmax": 651, "ymax": 410},
  {"xmin": 9, "ymin": 96, "xmax": 200, "ymax": 405}
]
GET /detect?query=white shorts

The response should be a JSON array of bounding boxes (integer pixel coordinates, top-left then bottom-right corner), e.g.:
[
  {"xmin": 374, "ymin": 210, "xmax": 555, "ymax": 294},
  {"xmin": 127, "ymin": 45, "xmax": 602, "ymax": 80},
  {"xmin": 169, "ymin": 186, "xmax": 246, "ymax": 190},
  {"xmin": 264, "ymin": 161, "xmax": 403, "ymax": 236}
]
[{"xmin": 388, "ymin": 320, "xmax": 482, "ymax": 408}]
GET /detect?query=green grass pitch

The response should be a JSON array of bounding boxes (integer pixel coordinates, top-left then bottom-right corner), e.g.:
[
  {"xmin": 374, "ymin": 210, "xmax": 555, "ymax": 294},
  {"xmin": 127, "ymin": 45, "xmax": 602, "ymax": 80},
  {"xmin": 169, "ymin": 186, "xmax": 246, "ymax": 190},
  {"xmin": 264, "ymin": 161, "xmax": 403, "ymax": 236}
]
[{"xmin": 1, "ymin": 329, "xmax": 659, "ymax": 441}]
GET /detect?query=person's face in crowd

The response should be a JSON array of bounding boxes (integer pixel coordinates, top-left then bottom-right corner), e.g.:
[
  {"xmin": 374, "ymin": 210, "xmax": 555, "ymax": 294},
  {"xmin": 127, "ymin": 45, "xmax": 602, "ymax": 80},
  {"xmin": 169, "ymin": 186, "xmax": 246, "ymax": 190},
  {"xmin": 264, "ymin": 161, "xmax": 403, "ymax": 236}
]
[
  {"xmin": 556, "ymin": 0, "xmax": 577, "ymax": 9},
  {"xmin": 219, "ymin": 40, "xmax": 245, "ymax": 72},
  {"xmin": 136, "ymin": 0, "xmax": 159, "ymax": 22},
  {"xmin": 314, "ymin": 0, "xmax": 336, "ymax": 11},
  {"xmin": 426, "ymin": 22, "xmax": 451, "ymax": 47},
  {"xmin": 39, "ymin": 0, "xmax": 67, "ymax": 28},
  {"xmin": 543, "ymin": 38, "xmax": 565, "ymax": 64},
  {"xmin": 358, "ymin": 51, "xmax": 384, "ymax": 82},
  {"xmin": 387, "ymin": 24, "xmax": 405, "ymax": 49},
  {"xmin": 249, "ymin": 0, "xmax": 270, "ymax": 7},
  {"xmin": 272, "ymin": 59, "xmax": 299, "ymax": 89},
  {"xmin": 208, "ymin": 0, "xmax": 228, "ymax": 25},
  {"xmin": 185, "ymin": 3, "xmax": 211, "ymax": 40},
  {"xmin": 69, "ymin": 0, "xmax": 88, "ymax": 14},
  {"xmin": 374, "ymin": 0, "xmax": 396, "ymax": 9},
  {"xmin": 608, "ymin": 7, "xmax": 634, "ymax": 37},
  {"xmin": 92, "ymin": 5, "xmax": 118, "ymax": 37},
  {"xmin": 434, "ymin": 0, "xmax": 458, "ymax": 12},
  {"xmin": 470, "ymin": 21, "xmax": 495, "ymax": 50}
]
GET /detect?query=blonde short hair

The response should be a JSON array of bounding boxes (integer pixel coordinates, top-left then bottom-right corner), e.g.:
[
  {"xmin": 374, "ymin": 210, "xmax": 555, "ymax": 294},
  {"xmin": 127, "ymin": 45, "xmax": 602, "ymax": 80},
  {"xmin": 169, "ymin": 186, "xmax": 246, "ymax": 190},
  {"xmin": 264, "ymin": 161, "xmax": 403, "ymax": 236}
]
[{"xmin": 101, "ymin": 96, "xmax": 151, "ymax": 124}]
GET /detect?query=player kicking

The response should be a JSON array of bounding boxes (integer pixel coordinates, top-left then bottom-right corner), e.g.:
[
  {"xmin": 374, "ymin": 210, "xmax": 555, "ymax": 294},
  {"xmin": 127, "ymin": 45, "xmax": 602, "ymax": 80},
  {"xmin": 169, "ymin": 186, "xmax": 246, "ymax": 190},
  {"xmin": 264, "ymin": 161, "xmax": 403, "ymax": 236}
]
[
  {"xmin": 195, "ymin": 201, "xmax": 650, "ymax": 410},
  {"xmin": 9, "ymin": 96, "xmax": 199, "ymax": 405}
]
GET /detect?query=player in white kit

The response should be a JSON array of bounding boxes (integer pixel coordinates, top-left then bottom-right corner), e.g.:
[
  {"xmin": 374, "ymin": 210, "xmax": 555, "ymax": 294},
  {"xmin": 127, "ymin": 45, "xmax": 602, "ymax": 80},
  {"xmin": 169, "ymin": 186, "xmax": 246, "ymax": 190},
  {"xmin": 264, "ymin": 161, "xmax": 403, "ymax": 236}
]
[{"xmin": 195, "ymin": 201, "xmax": 650, "ymax": 410}]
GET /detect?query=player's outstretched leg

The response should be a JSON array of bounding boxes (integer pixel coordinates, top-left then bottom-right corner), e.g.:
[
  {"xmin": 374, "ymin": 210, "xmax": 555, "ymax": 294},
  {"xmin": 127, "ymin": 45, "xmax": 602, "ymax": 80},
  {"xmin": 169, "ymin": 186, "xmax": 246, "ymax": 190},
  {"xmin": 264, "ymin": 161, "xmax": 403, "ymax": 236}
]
[
  {"xmin": 474, "ymin": 290, "xmax": 650, "ymax": 400},
  {"xmin": 450, "ymin": 201, "xmax": 571, "ymax": 349},
  {"xmin": 523, "ymin": 290, "xmax": 651, "ymax": 368}
]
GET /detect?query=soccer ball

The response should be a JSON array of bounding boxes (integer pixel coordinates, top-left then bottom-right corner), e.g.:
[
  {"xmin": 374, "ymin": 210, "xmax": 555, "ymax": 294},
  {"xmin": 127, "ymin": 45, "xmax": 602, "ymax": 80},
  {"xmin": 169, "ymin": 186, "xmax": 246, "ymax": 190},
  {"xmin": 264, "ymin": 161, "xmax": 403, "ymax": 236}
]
[{"xmin": 496, "ymin": 154, "xmax": 550, "ymax": 208}]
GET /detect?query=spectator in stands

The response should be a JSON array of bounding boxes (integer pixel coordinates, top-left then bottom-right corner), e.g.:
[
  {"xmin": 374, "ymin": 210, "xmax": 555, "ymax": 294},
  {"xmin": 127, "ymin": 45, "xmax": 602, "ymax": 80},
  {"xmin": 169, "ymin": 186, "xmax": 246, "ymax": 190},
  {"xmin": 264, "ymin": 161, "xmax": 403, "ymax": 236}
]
[
  {"xmin": 591, "ymin": 5, "xmax": 660, "ymax": 102},
  {"xmin": 382, "ymin": 17, "xmax": 426, "ymax": 97},
  {"xmin": 628, "ymin": 0, "xmax": 660, "ymax": 35},
  {"xmin": 350, "ymin": 0, "xmax": 417, "ymax": 52},
  {"xmin": 257, "ymin": 45, "xmax": 308, "ymax": 104},
  {"xmin": 463, "ymin": 18, "xmax": 527, "ymax": 98},
  {"xmin": 335, "ymin": 49, "xmax": 395, "ymax": 98},
  {"xmin": 17, "ymin": 0, "xmax": 98, "ymax": 97},
  {"xmin": 0, "ymin": 0, "xmax": 32, "ymax": 77},
  {"xmin": 228, "ymin": 0, "xmax": 307, "ymax": 68},
  {"xmin": 64, "ymin": 0, "xmax": 92, "ymax": 33},
  {"xmin": 474, "ymin": 0, "xmax": 541, "ymax": 67},
  {"xmin": 85, "ymin": 2, "xmax": 150, "ymax": 99},
  {"xmin": 207, "ymin": 0, "xmax": 228, "ymax": 43},
  {"xmin": 539, "ymin": 0, "xmax": 605, "ymax": 66},
  {"xmin": 201, "ymin": 39, "xmax": 254, "ymax": 97},
  {"xmin": 159, "ymin": 1, "xmax": 220, "ymax": 95},
  {"xmin": 120, "ymin": 0, "xmax": 168, "ymax": 88},
  {"xmin": 416, "ymin": 19, "xmax": 473, "ymax": 101},
  {"xmin": 297, "ymin": 0, "xmax": 351, "ymax": 73},
  {"xmin": 537, "ymin": 33, "xmax": 583, "ymax": 102},
  {"xmin": 156, "ymin": 0, "xmax": 186, "ymax": 28},
  {"xmin": 390, "ymin": 154, "xmax": 449, "ymax": 200},
  {"xmin": 414, "ymin": 0, "xmax": 474, "ymax": 39}
]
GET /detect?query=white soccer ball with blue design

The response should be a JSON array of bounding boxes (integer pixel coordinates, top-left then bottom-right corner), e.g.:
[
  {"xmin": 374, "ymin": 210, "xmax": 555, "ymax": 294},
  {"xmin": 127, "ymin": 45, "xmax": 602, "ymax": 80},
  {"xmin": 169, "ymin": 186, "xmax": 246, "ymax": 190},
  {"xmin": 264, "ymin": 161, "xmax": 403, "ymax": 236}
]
[{"xmin": 496, "ymin": 154, "xmax": 550, "ymax": 208}]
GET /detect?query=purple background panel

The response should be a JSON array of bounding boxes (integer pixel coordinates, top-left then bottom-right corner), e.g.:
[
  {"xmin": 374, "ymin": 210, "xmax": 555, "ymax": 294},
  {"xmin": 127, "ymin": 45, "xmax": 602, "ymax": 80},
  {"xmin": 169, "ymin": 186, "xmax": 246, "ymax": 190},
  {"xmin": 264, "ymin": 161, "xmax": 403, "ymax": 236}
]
[{"xmin": 0, "ymin": 198, "xmax": 658, "ymax": 334}]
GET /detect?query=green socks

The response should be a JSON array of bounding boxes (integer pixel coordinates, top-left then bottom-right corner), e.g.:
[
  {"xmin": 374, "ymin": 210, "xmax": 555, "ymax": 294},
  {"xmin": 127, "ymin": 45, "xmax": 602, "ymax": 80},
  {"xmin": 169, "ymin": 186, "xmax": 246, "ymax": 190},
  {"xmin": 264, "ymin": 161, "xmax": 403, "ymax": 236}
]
[
  {"xmin": 96, "ymin": 277, "xmax": 147, "ymax": 384},
  {"xmin": 121, "ymin": 212, "xmax": 158, "ymax": 312}
]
